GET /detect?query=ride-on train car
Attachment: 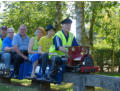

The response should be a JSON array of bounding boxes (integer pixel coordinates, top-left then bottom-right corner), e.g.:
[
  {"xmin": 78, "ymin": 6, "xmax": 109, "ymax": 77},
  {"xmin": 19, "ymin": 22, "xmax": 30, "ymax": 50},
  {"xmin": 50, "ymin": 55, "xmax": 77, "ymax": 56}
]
[{"xmin": 0, "ymin": 46, "xmax": 99, "ymax": 84}]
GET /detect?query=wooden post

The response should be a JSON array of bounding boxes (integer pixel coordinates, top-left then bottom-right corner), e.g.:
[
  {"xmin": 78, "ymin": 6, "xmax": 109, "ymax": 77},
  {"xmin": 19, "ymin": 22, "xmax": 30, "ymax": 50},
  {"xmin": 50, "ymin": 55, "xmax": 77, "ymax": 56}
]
[
  {"xmin": 40, "ymin": 82, "xmax": 50, "ymax": 89},
  {"xmin": 0, "ymin": 77, "xmax": 11, "ymax": 83},
  {"xmin": 86, "ymin": 86, "xmax": 95, "ymax": 91},
  {"xmin": 31, "ymin": 79, "xmax": 50, "ymax": 90}
]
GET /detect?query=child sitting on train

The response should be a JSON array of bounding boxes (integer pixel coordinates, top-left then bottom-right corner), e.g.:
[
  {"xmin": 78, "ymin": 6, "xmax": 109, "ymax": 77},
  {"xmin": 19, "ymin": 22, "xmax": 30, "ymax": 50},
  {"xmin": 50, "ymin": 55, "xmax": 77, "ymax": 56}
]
[{"xmin": 30, "ymin": 25, "xmax": 55, "ymax": 79}]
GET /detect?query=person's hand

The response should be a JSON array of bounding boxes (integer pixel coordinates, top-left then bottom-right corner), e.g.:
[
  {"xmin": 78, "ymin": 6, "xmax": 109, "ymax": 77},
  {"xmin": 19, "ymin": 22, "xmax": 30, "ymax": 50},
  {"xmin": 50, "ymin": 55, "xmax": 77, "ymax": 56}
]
[
  {"xmin": 10, "ymin": 47, "xmax": 14, "ymax": 51},
  {"xmin": 23, "ymin": 55, "xmax": 28, "ymax": 60},
  {"xmin": 65, "ymin": 48, "xmax": 68, "ymax": 54},
  {"xmin": 65, "ymin": 52, "xmax": 68, "ymax": 57},
  {"xmin": 59, "ymin": 47, "xmax": 68, "ymax": 54}
]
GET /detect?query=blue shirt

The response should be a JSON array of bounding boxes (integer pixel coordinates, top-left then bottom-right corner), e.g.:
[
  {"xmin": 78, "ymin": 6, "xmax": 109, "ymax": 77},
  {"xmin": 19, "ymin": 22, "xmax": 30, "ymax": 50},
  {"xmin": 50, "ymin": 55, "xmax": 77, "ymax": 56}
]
[
  {"xmin": 53, "ymin": 30, "xmax": 79, "ymax": 50},
  {"xmin": 2, "ymin": 36, "xmax": 12, "ymax": 51},
  {"xmin": 12, "ymin": 33, "xmax": 29, "ymax": 51}
]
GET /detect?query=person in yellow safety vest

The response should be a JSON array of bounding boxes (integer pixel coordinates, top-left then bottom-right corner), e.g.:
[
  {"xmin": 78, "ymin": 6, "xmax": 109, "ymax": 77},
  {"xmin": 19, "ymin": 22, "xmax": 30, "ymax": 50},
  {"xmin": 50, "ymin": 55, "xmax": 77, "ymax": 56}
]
[
  {"xmin": 48, "ymin": 18, "xmax": 79, "ymax": 81},
  {"xmin": 0, "ymin": 38, "xmax": 2, "ymax": 51}
]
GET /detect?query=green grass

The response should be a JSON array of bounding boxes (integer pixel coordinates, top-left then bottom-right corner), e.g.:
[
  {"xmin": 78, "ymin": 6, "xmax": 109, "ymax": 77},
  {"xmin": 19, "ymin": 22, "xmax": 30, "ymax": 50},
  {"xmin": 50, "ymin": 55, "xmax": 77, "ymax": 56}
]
[
  {"xmin": 0, "ymin": 72, "xmax": 119, "ymax": 91},
  {"xmin": 95, "ymin": 72, "xmax": 120, "ymax": 91},
  {"xmin": 0, "ymin": 83, "xmax": 37, "ymax": 91},
  {"xmin": 51, "ymin": 82, "xmax": 73, "ymax": 91},
  {"xmin": 97, "ymin": 72, "xmax": 120, "ymax": 77},
  {"xmin": 95, "ymin": 87, "xmax": 110, "ymax": 91}
]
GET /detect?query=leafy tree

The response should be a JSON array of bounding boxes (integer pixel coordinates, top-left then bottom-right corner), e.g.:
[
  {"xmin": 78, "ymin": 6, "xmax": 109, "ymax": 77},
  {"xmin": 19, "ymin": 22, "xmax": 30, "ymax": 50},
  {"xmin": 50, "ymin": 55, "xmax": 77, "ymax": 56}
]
[
  {"xmin": 1, "ymin": 1, "xmax": 67, "ymax": 36},
  {"xmin": 89, "ymin": 1, "xmax": 120, "ymax": 72}
]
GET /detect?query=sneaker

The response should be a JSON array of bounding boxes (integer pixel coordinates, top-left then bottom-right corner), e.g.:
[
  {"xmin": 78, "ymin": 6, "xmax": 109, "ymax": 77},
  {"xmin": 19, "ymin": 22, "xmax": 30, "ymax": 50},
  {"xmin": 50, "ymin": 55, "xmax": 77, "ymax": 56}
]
[
  {"xmin": 25, "ymin": 75, "xmax": 31, "ymax": 79},
  {"xmin": 47, "ymin": 75, "xmax": 57, "ymax": 83},
  {"xmin": 31, "ymin": 74, "xmax": 36, "ymax": 79},
  {"xmin": 40, "ymin": 74, "xmax": 46, "ymax": 80},
  {"xmin": 13, "ymin": 74, "xmax": 18, "ymax": 79}
]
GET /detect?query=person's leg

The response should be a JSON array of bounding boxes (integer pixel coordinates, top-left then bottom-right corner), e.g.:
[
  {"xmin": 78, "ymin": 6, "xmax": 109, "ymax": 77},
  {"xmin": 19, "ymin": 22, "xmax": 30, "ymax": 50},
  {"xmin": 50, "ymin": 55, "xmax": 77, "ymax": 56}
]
[
  {"xmin": 41, "ymin": 53, "xmax": 48, "ymax": 75},
  {"xmin": 31, "ymin": 54, "xmax": 40, "ymax": 64},
  {"xmin": 30, "ymin": 54, "xmax": 40, "ymax": 78},
  {"xmin": 49, "ymin": 55, "xmax": 62, "ymax": 78},
  {"xmin": 13, "ymin": 54, "xmax": 23, "ymax": 75},
  {"xmin": 10, "ymin": 52, "xmax": 15, "ymax": 65},
  {"xmin": 0, "ymin": 51, "xmax": 4, "ymax": 62},
  {"xmin": 31, "ymin": 60, "xmax": 38, "ymax": 78},
  {"xmin": 1, "ymin": 52, "xmax": 11, "ymax": 68}
]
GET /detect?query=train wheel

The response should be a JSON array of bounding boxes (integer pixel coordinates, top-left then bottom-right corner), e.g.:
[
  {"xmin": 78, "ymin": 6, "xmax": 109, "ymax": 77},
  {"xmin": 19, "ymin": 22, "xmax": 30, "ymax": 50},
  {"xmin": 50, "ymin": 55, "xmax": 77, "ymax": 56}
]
[{"xmin": 82, "ymin": 56, "xmax": 94, "ymax": 66}]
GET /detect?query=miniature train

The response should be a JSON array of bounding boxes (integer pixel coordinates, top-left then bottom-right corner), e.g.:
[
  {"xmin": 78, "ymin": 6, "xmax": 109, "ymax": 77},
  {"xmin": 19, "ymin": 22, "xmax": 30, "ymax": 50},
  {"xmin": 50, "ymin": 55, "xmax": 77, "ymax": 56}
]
[
  {"xmin": 67, "ymin": 46, "xmax": 99, "ymax": 73},
  {"xmin": 0, "ymin": 46, "xmax": 99, "ymax": 84}
]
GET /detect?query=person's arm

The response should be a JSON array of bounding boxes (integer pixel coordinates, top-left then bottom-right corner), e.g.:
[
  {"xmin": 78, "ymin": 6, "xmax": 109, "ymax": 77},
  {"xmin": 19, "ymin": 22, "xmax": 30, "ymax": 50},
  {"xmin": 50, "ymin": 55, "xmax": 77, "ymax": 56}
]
[
  {"xmin": 13, "ymin": 45, "xmax": 28, "ymax": 60},
  {"xmin": 38, "ymin": 38, "xmax": 45, "ymax": 54},
  {"xmin": 12, "ymin": 35, "xmax": 28, "ymax": 60},
  {"xmin": 2, "ymin": 38, "xmax": 13, "ymax": 52},
  {"xmin": 72, "ymin": 37, "xmax": 79, "ymax": 46},
  {"xmin": 28, "ymin": 38, "xmax": 38, "ymax": 54},
  {"xmin": 54, "ymin": 36, "xmax": 62, "ymax": 50},
  {"xmin": 38, "ymin": 46, "xmax": 45, "ymax": 54},
  {"xmin": 4, "ymin": 47, "xmax": 14, "ymax": 52},
  {"xmin": 54, "ymin": 36, "xmax": 68, "ymax": 53},
  {"xmin": 59, "ymin": 47, "xmax": 68, "ymax": 53}
]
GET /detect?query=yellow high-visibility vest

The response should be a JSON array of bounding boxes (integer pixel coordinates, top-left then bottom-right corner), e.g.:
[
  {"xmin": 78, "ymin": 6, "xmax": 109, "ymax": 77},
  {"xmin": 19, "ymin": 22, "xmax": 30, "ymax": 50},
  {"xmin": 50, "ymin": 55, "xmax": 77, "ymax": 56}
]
[
  {"xmin": 49, "ymin": 31, "xmax": 74, "ymax": 58},
  {"xmin": 0, "ymin": 38, "xmax": 2, "ymax": 51}
]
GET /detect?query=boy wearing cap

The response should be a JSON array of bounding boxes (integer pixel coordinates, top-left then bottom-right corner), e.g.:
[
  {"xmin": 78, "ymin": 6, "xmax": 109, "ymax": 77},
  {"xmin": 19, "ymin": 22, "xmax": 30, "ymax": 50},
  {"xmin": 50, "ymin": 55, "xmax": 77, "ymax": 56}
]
[
  {"xmin": 48, "ymin": 18, "xmax": 78, "ymax": 80},
  {"xmin": 30, "ymin": 25, "xmax": 55, "ymax": 78},
  {"xmin": 0, "ymin": 26, "xmax": 8, "ymax": 40},
  {"xmin": 38, "ymin": 25, "xmax": 55, "ymax": 78}
]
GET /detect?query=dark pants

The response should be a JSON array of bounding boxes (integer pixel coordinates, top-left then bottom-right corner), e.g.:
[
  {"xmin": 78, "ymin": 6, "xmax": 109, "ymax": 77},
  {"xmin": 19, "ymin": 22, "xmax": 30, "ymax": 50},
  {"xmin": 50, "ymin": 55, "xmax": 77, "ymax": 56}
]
[
  {"xmin": 13, "ymin": 51, "xmax": 28, "ymax": 75},
  {"xmin": 39, "ymin": 53, "xmax": 50, "ymax": 74},
  {"xmin": 49, "ymin": 55, "xmax": 63, "ymax": 77}
]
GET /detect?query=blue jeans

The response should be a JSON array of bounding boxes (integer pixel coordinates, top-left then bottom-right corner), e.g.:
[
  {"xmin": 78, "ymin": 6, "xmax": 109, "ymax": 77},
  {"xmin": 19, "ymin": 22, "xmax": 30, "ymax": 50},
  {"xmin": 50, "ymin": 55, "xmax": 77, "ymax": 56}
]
[
  {"xmin": 30, "ymin": 53, "xmax": 40, "ymax": 64},
  {"xmin": 30, "ymin": 53, "xmax": 49, "ymax": 74},
  {"xmin": 1, "ymin": 52, "xmax": 11, "ymax": 68}
]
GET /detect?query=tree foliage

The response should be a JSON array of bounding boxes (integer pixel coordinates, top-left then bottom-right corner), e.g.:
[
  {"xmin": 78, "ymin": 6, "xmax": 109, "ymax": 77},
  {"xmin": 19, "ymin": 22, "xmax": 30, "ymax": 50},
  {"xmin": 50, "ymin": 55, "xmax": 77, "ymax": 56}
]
[
  {"xmin": 85, "ymin": 1, "xmax": 120, "ymax": 71},
  {"xmin": 1, "ymin": 1, "xmax": 67, "ymax": 36}
]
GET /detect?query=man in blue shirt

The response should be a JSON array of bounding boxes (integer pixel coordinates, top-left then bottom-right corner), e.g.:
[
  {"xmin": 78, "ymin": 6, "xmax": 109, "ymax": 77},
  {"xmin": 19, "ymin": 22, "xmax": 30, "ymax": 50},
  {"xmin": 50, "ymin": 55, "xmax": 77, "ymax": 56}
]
[
  {"xmin": 12, "ymin": 24, "xmax": 29, "ymax": 76},
  {"xmin": 49, "ymin": 18, "xmax": 78, "ymax": 80},
  {"xmin": 53, "ymin": 30, "xmax": 78, "ymax": 50},
  {"xmin": 1, "ymin": 28, "xmax": 14, "ymax": 68}
]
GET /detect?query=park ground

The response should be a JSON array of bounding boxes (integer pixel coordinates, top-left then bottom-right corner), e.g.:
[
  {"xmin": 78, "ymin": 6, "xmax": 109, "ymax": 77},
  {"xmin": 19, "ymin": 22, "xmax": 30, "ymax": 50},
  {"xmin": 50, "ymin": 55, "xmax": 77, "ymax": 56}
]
[{"xmin": 0, "ymin": 72, "xmax": 119, "ymax": 91}]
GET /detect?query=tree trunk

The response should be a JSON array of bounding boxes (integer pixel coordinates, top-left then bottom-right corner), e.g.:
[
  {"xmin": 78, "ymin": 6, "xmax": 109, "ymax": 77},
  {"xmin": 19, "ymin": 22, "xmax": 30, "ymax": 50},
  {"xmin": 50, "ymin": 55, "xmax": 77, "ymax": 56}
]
[
  {"xmin": 55, "ymin": 1, "xmax": 62, "ymax": 31},
  {"xmin": 111, "ymin": 39, "xmax": 115, "ymax": 72},
  {"xmin": 89, "ymin": 2, "xmax": 96, "ymax": 50},
  {"xmin": 89, "ymin": 2, "xmax": 97, "ymax": 65},
  {"xmin": 75, "ymin": 1, "xmax": 88, "ymax": 46},
  {"xmin": 111, "ymin": 49, "xmax": 115, "ymax": 72}
]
